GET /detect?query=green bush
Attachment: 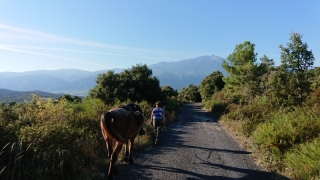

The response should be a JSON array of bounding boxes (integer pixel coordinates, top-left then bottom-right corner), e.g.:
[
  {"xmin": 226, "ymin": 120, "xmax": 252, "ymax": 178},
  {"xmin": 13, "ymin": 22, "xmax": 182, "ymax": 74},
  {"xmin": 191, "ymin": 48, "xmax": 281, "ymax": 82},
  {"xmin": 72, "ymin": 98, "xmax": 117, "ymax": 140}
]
[
  {"xmin": 284, "ymin": 137, "xmax": 320, "ymax": 180},
  {"xmin": 0, "ymin": 96, "xmax": 181, "ymax": 179},
  {"xmin": 253, "ymin": 105, "xmax": 320, "ymax": 169},
  {"xmin": 0, "ymin": 96, "xmax": 106, "ymax": 179}
]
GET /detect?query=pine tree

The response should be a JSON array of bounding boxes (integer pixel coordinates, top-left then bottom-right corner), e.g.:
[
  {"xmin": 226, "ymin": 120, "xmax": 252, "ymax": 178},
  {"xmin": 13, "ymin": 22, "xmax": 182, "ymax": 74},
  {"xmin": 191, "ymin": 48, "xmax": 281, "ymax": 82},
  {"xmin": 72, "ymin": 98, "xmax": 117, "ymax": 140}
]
[
  {"xmin": 222, "ymin": 41, "xmax": 260, "ymax": 104},
  {"xmin": 269, "ymin": 32, "xmax": 315, "ymax": 106}
]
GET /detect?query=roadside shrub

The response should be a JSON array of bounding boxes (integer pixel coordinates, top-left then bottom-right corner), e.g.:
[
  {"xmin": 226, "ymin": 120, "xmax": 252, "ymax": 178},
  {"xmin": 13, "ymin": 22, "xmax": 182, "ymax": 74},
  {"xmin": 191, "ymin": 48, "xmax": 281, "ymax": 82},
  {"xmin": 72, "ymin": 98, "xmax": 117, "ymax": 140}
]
[
  {"xmin": 305, "ymin": 88, "xmax": 320, "ymax": 115},
  {"xmin": 210, "ymin": 102, "xmax": 227, "ymax": 118},
  {"xmin": 284, "ymin": 137, "xmax": 320, "ymax": 179},
  {"xmin": 239, "ymin": 101, "xmax": 274, "ymax": 135},
  {"xmin": 0, "ymin": 95, "xmax": 181, "ymax": 179},
  {"xmin": 0, "ymin": 96, "xmax": 106, "ymax": 179},
  {"xmin": 253, "ymin": 105, "xmax": 320, "ymax": 169},
  {"xmin": 163, "ymin": 98, "xmax": 181, "ymax": 112}
]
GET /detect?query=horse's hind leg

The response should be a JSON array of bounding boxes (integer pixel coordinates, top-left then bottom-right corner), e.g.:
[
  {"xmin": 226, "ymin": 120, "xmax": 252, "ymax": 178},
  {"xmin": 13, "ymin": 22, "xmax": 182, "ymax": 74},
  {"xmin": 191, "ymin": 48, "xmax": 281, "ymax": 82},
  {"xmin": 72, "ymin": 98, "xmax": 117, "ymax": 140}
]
[
  {"xmin": 128, "ymin": 138, "xmax": 134, "ymax": 164},
  {"xmin": 122, "ymin": 142, "xmax": 130, "ymax": 163},
  {"xmin": 106, "ymin": 138, "xmax": 112, "ymax": 159},
  {"xmin": 108, "ymin": 142, "xmax": 123, "ymax": 180}
]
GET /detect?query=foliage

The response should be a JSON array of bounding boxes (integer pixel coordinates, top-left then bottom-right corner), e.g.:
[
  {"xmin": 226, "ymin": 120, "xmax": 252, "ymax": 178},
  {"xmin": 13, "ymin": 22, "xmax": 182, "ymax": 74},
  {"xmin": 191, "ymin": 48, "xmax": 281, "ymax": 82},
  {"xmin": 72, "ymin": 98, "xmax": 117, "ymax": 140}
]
[
  {"xmin": 88, "ymin": 70, "xmax": 119, "ymax": 105},
  {"xmin": 89, "ymin": 64, "xmax": 163, "ymax": 105},
  {"xmin": 224, "ymin": 99, "xmax": 275, "ymax": 136},
  {"xmin": 177, "ymin": 84, "xmax": 201, "ymax": 103},
  {"xmin": 0, "ymin": 90, "xmax": 61, "ymax": 104},
  {"xmin": 198, "ymin": 71, "xmax": 225, "ymax": 102},
  {"xmin": 310, "ymin": 67, "xmax": 320, "ymax": 89},
  {"xmin": 0, "ymin": 94, "xmax": 181, "ymax": 179},
  {"xmin": 253, "ymin": 105, "xmax": 320, "ymax": 169},
  {"xmin": 161, "ymin": 85, "xmax": 178, "ymax": 98},
  {"xmin": 305, "ymin": 88, "xmax": 320, "ymax": 115},
  {"xmin": 222, "ymin": 41, "xmax": 267, "ymax": 104},
  {"xmin": 202, "ymin": 89, "xmax": 228, "ymax": 118},
  {"xmin": 0, "ymin": 95, "xmax": 107, "ymax": 179},
  {"xmin": 58, "ymin": 94, "xmax": 82, "ymax": 103},
  {"xmin": 268, "ymin": 32, "xmax": 315, "ymax": 106},
  {"xmin": 259, "ymin": 55, "xmax": 275, "ymax": 95},
  {"xmin": 203, "ymin": 32, "xmax": 318, "ymax": 179},
  {"xmin": 284, "ymin": 137, "xmax": 320, "ymax": 179}
]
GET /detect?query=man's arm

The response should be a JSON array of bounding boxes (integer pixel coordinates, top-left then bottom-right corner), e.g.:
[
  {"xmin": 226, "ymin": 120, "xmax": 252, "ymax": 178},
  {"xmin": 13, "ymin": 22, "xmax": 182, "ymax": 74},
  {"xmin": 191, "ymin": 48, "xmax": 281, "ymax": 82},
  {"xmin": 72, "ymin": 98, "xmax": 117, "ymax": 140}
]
[
  {"xmin": 150, "ymin": 110, "xmax": 154, "ymax": 122},
  {"xmin": 163, "ymin": 109, "xmax": 166, "ymax": 124}
]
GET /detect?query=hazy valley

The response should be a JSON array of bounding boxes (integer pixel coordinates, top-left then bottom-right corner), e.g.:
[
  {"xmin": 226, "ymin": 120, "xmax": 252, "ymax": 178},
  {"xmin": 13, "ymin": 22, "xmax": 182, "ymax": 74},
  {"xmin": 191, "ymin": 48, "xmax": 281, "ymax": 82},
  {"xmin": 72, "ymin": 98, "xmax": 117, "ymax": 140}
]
[{"xmin": 0, "ymin": 55, "xmax": 226, "ymax": 102}]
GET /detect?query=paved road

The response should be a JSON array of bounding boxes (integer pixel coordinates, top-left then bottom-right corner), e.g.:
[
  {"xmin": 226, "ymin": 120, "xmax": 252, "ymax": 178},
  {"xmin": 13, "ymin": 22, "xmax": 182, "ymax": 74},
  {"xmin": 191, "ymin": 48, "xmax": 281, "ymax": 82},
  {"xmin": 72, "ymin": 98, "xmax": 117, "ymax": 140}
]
[{"xmin": 112, "ymin": 103, "xmax": 286, "ymax": 180}]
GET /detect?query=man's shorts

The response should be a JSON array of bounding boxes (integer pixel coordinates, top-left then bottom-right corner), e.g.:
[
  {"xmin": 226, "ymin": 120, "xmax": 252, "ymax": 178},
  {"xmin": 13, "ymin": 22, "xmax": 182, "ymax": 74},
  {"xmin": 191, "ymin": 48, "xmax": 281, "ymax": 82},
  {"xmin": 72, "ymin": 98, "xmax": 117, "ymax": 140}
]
[{"xmin": 153, "ymin": 118, "xmax": 164, "ymax": 128}]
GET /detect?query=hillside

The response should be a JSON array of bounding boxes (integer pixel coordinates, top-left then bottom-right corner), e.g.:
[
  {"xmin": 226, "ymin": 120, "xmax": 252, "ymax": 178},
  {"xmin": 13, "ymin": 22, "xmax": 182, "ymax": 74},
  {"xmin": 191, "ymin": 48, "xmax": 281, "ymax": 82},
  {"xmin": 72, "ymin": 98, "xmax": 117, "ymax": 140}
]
[
  {"xmin": 150, "ymin": 55, "xmax": 226, "ymax": 89},
  {"xmin": 0, "ymin": 88, "xmax": 63, "ymax": 104},
  {"xmin": 0, "ymin": 55, "xmax": 226, "ymax": 95}
]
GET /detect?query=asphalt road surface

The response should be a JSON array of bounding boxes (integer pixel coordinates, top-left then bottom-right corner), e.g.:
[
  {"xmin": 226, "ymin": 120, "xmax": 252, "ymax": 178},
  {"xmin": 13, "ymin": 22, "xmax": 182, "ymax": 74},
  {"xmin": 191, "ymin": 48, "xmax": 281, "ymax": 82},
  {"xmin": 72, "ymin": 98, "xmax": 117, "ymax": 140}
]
[{"xmin": 111, "ymin": 103, "xmax": 287, "ymax": 180}]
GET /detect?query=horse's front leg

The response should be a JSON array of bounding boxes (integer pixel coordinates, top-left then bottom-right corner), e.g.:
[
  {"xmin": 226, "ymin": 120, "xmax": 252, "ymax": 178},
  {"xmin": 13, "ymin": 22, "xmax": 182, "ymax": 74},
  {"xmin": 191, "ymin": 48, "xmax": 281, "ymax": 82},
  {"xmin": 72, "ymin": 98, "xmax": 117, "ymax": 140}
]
[
  {"xmin": 108, "ymin": 142, "xmax": 123, "ymax": 180},
  {"xmin": 128, "ymin": 138, "xmax": 134, "ymax": 164}
]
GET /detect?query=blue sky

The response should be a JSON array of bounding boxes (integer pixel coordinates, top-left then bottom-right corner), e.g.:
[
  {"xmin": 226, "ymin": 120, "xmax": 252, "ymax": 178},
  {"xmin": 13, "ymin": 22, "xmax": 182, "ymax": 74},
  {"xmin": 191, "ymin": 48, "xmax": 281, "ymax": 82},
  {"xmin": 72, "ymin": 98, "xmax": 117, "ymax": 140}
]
[{"xmin": 0, "ymin": 1, "xmax": 319, "ymax": 72}]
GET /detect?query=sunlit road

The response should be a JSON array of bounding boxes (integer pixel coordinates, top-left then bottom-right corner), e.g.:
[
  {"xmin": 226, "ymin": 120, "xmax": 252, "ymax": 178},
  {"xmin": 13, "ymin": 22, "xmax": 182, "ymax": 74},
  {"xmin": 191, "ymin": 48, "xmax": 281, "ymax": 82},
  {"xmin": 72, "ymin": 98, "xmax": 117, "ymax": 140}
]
[{"xmin": 111, "ymin": 103, "xmax": 284, "ymax": 180}]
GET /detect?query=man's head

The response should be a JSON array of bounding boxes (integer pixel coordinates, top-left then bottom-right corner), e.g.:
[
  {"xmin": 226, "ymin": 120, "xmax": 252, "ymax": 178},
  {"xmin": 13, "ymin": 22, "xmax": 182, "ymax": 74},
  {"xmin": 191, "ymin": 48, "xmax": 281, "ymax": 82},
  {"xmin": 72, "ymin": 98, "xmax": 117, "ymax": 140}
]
[{"xmin": 155, "ymin": 101, "xmax": 162, "ymax": 107}]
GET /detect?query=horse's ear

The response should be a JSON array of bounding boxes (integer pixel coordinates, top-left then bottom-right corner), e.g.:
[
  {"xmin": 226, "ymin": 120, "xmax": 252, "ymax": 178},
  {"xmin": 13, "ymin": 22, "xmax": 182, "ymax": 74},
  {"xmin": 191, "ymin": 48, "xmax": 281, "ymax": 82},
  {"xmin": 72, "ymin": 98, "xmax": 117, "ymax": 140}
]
[{"xmin": 134, "ymin": 111, "xmax": 141, "ymax": 116}]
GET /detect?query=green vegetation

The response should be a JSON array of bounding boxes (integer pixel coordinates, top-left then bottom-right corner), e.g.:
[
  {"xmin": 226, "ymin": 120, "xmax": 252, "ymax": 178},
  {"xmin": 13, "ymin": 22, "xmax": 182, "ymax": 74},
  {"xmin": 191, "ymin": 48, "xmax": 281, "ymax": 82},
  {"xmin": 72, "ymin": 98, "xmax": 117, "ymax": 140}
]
[
  {"xmin": 202, "ymin": 32, "xmax": 319, "ymax": 179},
  {"xmin": 0, "ymin": 95, "xmax": 179, "ymax": 179},
  {"xmin": 88, "ymin": 64, "xmax": 163, "ymax": 105},
  {"xmin": 177, "ymin": 84, "xmax": 201, "ymax": 103},
  {"xmin": 222, "ymin": 41, "xmax": 269, "ymax": 104},
  {"xmin": 0, "ymin": 96, "xmax": 107, "ymax": 179},
  {"xmin": 0, "ymin": 89, "xmax": 62, "ymax": 104},
  {"xmin": 269, "ymin": 32, "xmax": 315, "ymax": 106},
  {"xmin": 0, "ymin": 65, "xmax": 180, "ymax": 179},
  {"xmin": 1, "ymin": 31, "xmax": 319, "ymax": 179},
  {"xmin": 198, "ymin": 71, "xmax": 225, "ymax": 102}
]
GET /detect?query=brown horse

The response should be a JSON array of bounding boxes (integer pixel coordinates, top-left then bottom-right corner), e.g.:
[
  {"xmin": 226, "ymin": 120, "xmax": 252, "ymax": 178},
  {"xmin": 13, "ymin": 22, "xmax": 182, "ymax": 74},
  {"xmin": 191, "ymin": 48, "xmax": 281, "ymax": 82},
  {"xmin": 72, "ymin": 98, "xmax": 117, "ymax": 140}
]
[{"xmin": 100, "ymin": 102, "xmax": 144, "ymax": 180}]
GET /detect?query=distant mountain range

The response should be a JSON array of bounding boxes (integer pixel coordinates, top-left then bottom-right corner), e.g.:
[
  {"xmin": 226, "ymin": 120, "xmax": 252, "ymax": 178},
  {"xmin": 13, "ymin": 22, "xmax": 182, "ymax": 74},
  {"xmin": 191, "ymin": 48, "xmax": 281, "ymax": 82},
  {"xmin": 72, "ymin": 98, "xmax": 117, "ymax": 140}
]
[
  {"xmin": 0, "ymin": 55, "xmax": 227, "ymax": 98},
  {"xmin": 0, "ymin": 88, "xmax": 63, "ymax": 104}
]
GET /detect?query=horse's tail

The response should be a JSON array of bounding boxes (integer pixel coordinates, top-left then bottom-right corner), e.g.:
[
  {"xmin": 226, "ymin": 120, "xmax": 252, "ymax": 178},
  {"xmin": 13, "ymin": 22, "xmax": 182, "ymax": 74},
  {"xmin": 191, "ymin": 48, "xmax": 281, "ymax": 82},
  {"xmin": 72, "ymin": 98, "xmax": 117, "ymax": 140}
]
[{"xmin": 101, "ymin": 112, "xmax": 127, "ymax": 144}]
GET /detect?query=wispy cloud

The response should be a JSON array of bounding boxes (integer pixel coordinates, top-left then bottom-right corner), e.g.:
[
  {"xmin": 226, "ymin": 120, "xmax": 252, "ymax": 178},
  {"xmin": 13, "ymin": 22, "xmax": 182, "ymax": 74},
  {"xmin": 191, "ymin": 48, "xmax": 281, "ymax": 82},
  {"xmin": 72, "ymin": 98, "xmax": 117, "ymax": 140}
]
[
  {"xmin": 0, "ymin": 24, "xmax": 182, "ymax": 61},
  {"xmin": 0, "ymin": 45, "xmax": 109, "ymax": 67},
  {"xmin": 0, "ymin": 44, "xmax": 181, "ymax": 61}
]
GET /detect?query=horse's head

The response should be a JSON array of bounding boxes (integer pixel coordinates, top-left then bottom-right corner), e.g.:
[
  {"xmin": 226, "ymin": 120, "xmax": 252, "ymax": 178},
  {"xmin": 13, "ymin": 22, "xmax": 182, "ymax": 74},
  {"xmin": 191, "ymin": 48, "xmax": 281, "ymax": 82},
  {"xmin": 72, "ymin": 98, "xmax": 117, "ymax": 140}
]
[{"xmin": 126, "ymin": 102, "xmax": 144, "ymax": 125}]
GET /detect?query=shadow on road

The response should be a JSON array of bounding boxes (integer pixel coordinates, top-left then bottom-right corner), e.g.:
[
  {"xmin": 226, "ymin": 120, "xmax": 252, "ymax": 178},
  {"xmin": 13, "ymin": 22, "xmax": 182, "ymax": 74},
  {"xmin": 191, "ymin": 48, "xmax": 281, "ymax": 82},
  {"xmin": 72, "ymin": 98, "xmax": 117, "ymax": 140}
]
[{"xmin": 114, "ymin": 162, "xmax": 289, "ymax": 180}]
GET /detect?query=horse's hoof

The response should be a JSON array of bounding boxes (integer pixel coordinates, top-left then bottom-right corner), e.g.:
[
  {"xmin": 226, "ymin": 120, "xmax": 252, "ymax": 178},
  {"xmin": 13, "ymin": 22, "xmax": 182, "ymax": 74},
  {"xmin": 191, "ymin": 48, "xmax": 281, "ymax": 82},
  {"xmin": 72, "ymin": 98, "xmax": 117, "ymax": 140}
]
[
  {"xmin": 113, "ymin": 167, "xmax": 118, "ymax": 174},
  {"xmin": 122, "ymin": 157, "xmax": 129, "ymax": 162},
  {"xmin": 129, "ymin": 158, "xmax": 134, "ymax": 164}
]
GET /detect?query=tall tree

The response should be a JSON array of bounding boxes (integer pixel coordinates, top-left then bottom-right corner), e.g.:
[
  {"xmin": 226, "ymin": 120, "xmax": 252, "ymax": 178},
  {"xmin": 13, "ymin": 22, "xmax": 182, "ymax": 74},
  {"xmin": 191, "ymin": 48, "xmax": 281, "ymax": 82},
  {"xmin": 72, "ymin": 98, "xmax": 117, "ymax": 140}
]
[
  {"xmin": 161, "ymin": 86, "xmax": 178, "ymax": 98},
  {"xmin": 269, "ymin": 32, "xmax": 315, "ymax": 106},
  {"xmin": 88, "ymin": 64, "xmax": 162, "ymax": 105},
  {"xmin": 178, "ymin": 84, "xmax": 201, "ymax": 102},
  {"xmin": 199, "ymin": 71, "xmax": 225, "ymax": 102},
  {"xmin": 88, "ymin": 70, "xmax": 119, "ymax": 105},
  {"xmin": 118, "ymin": 64, "xmax": 162, "ymax": 103},
  {"xmin": 222, "ymin": 41, "xmax": 261, "ymax": 104},
  {"xmin": 259, "ymin": 55, "xmax": 275, "ymax": 95}
]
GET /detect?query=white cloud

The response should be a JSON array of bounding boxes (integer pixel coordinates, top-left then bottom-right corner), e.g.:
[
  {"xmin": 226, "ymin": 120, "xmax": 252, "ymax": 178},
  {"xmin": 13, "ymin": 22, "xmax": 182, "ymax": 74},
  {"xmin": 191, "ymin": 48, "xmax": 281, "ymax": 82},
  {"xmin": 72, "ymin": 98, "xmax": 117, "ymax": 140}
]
[
  {"xmin": 0, "ymin": 45, "xmax": 108, "ymax": 67},
  {"xmin": 0, "ymin": 24, "xmax": 183, "ymax": 61}
]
